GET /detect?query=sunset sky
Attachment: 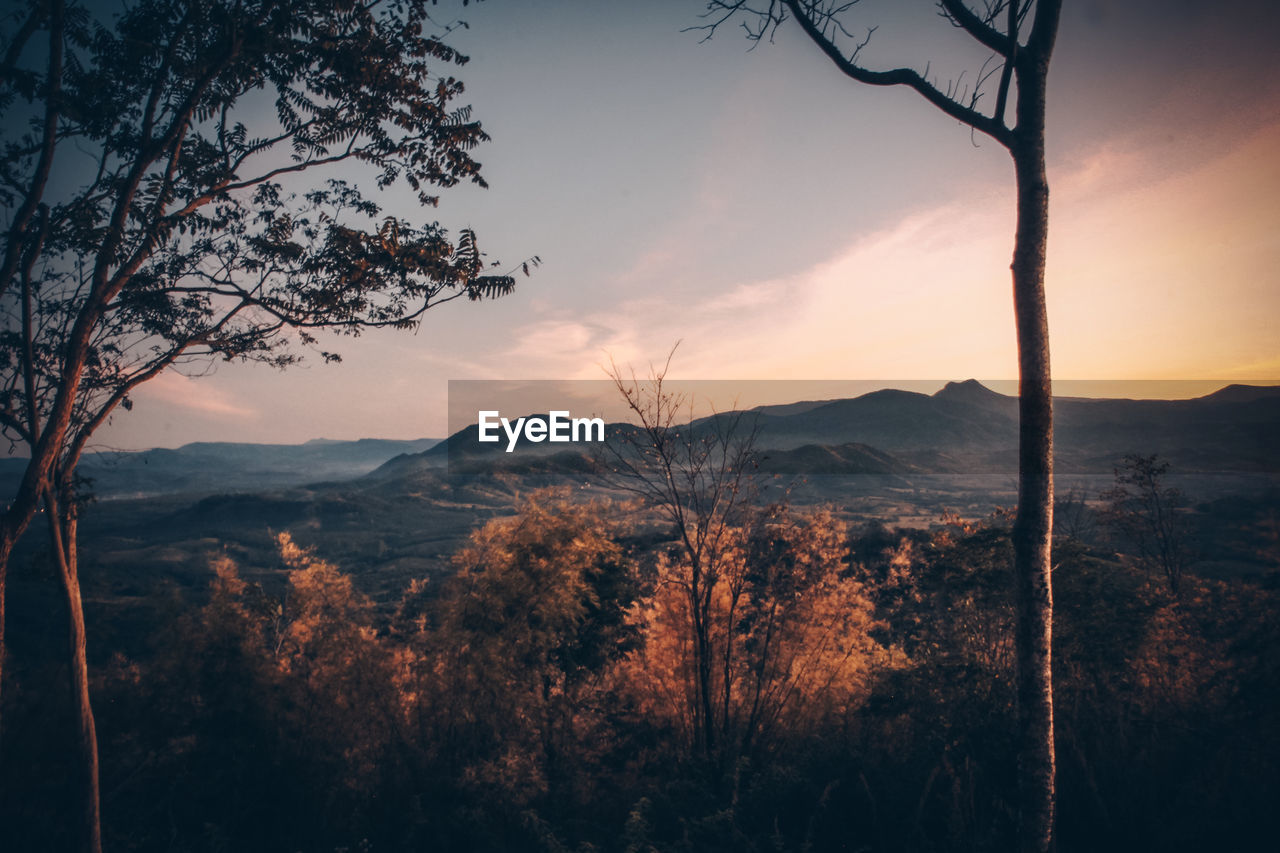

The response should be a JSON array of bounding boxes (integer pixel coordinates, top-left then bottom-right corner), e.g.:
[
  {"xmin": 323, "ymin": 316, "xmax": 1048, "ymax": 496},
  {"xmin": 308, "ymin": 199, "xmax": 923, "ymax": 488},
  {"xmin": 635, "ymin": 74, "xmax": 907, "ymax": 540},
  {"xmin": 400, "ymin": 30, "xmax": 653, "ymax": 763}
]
[{"xmin": 101, "ymin": 0, "xmax": 1280, "ymax": 448}]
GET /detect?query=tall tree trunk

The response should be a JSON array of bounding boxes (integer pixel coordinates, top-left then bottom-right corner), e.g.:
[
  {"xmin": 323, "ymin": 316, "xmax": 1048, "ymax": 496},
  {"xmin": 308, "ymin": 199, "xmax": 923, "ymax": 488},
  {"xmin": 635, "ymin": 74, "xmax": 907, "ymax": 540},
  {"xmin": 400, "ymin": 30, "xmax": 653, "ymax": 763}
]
[
  {"xmin": 1010, "ymin": 54, "xmax": 1056, "ymax": 853},
  {"xmin": 46, "ymin": 491, "xmax": 103, "ymax": 853},
  {"xmin": 0, "ymin": 0, "xmax": 65, "ymax": 734},
  {"xmin": 1, "ymin": 304, "xmax": 99, "ymax": 722},
  {"xmin": 0, "ymin": 537, "xmax": 6, "ymax": 731},
  {"xmin": 0, "ymin": 445, "xmax": 57, "ymax": 724},
  {"xmin": 690, "ymin": 575, "xmax": 717, "ymax": 757}
]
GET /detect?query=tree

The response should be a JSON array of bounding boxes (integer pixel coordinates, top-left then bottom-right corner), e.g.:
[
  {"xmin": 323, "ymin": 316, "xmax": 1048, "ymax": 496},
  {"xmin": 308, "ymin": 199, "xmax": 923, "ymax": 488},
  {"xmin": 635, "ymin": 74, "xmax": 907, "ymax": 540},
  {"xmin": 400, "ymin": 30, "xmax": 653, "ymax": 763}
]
[
  {"xmin": 601, "ymin": 359, "xmax": 886, "ymax": 814},
  {"xmin": 121, "ymin": 540, "xmax": 410, "ymax": 850},
  {"xmin": 694, "ymin": 2, "xmax": 1063, "ymax": 849},
  {"xmin": 1100, "ymin": 454, "xmax": 1191, "ymax": 596},
  {"xmin": 425, "ymin": 490, "xmax": 638, "ymax": 823},
  {"xmin": 623, "ymin": 506, "xmax": 882, "ymax": 764},
  {"xmin": 0, "ymin": 1, "xmax": 530, "ymax": 848},
  {"xmin": 603, "ymin": 354, "xmax": 762, "ymax": 761}
]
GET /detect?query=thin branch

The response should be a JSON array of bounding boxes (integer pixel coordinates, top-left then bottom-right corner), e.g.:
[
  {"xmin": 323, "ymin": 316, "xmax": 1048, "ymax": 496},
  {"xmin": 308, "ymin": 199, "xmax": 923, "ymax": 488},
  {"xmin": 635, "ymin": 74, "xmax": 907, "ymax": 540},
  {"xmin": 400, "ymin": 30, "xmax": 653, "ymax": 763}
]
[
  {"xmin": 0, "ymin": 0, "xmax": 45, "ymax": 85},
  {"xmin": 937, "ymin": 0, "xmax": 1014, "ymax": 55},
  {"xmin": 20, "ymin": 205, "xmax": 50, "ymax": 439},
  {"xmin": 992, "ymin": 0, "xmax": 1019, "ymax": 125},
  {"xmin": 782, "ymin": 0, "xmax": 1013, "ymax": 146}
]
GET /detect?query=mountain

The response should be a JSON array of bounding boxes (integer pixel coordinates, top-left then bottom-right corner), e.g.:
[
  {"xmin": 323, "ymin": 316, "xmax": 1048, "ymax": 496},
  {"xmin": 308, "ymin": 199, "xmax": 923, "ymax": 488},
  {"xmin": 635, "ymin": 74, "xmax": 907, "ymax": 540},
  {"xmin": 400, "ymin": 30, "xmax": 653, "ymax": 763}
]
[
  {"xmin": 10, "ymin": 381, "xmax": 1277, "ymax": 505},
  {"xmin": 739, "ymin": 381, "xmax": 1280, "ymax": 474},
  {"xmin": 1050, "ymin": 386, "xmax": 1280, "ymax": 473},
  {"xmin": 34, "ymin": 381, "xmax": 1277, "ymax": 598},
  {"xmin": 755, "ymin": 442, "xmax": 920, "ymax": 477},
  {"xmin": 1, "ymin": 437, "xmax": 442, "ymax": 501},
  {"xmin": 373, "ymin": 381, "xmax": 1280, "ymax": 480},
  {"xmin": 1196, "ymin": 384, "xmax": 1280, "ymax": 405},
  {"xmin": 743, "ymin": 386, "xmax": 1019, "ymax": 457}
]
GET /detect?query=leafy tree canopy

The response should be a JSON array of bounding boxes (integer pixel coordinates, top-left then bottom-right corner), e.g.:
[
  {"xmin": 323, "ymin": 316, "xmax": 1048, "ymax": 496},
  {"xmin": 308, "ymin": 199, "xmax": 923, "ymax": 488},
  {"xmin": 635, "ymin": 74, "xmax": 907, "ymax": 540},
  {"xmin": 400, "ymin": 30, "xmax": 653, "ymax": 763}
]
[{"xmin": 0, "ymin": 0, "xmax": 529, "ymax": 476}]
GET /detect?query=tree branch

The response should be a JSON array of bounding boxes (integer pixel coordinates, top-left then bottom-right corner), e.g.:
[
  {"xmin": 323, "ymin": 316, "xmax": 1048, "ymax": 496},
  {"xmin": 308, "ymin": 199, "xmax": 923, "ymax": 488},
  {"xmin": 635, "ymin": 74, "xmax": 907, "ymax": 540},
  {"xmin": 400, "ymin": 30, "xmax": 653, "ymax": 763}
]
[
  {"xmin": 992, "ymin": 0, "xmax": 1019, "ymax": 127},
  {"xmin": 937, "ymin": 0, "xmax": 1014, "ymax": 55},
  {"xmin": 0, "ymin": 0, "xmax": 45, "ymax": 85},
  {"xmin": 782, "ymin": 0, "xmax": 1013, "ymax": 146},
  {"xmin": 0, "ymin": 0, "xmax": 63, "ymax": 303},
  {"xmin": 1025, "ymin": 0, "xmax": 1062, "ymax": 57}
]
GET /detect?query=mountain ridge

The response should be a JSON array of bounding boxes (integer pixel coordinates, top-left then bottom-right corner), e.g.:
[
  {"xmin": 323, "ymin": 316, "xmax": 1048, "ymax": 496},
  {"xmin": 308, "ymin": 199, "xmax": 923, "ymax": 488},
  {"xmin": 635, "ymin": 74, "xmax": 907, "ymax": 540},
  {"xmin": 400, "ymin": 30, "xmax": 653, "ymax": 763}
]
[{"xmin": 380, "ymin": 380, "xmax": 1280, "ymax": 479}]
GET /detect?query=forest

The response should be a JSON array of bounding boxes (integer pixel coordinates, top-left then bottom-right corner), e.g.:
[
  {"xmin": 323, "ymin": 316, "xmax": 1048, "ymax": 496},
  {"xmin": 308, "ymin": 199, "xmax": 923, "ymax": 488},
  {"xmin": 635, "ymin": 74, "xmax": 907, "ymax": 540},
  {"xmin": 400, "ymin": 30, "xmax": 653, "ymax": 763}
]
[{"xmin": 2, "ymin": 450, "xmax": 1278, "ymax": 851}]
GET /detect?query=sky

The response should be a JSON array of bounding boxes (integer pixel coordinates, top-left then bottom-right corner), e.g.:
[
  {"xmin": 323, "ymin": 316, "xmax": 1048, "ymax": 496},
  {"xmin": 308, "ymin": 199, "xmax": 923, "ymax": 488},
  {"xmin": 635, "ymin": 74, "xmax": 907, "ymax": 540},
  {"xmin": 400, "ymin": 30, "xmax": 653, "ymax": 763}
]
[{"xmin": 94, "ymin": 0, "xmax": 1280, "ymax": 448}]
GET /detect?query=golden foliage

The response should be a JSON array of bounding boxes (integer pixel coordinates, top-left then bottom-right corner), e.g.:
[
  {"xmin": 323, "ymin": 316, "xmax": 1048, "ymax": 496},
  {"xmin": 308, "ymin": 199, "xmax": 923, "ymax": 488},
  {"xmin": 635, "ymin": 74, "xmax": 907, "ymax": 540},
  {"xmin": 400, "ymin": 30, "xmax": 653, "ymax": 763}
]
[
  {"xmin": 623, "ymin": 508, "xmax": 886, "ymax": 756},
  {"xmin": 424, "ymin": 489, "xmax": 637, "ymax": 805}
]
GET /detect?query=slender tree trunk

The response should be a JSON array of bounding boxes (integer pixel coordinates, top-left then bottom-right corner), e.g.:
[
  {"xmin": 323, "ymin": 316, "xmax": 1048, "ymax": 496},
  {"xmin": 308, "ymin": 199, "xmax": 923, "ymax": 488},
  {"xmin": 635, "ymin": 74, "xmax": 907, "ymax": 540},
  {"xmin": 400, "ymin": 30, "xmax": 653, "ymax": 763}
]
[
  {"xmin": 690, "ymin": 579, "xmax": 717, "ymax": 757},
  {"xmin": 0, "ymin": 0, "xmax": 66, "ymax": 732},
  {"xmin": 1, "ymin": 294, "xmax": 102, "ymax": 720},
  {"xmin": 0, "ymin": 460, "xmax": 52, "ymax": 722},
  {"xmin": 1010, "ymin": 54, "xmax": 1055, "ymax": 853},
  {"xmin": 0, "ymin": 538, "xmax": 6, "ymax": 728},
  {"xmin": 46, "ymin": 492, "xmax": 103, "ymax": 853}
]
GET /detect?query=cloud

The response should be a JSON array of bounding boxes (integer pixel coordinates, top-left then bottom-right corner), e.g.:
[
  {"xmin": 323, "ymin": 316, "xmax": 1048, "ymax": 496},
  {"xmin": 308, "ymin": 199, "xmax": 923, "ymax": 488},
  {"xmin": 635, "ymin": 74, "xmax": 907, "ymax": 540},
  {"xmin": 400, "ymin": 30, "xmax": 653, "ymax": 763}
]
[
  {"xmin": 486, "ymin": 195, "xmax": 1017, "ymax": 382},
  {"xmin": 133, "ymin": 372, "xmax": 258, "ymax": 419},
  {"xmin": 483, "ymin": 117, "xmax": 1280, "ymax": 385}
]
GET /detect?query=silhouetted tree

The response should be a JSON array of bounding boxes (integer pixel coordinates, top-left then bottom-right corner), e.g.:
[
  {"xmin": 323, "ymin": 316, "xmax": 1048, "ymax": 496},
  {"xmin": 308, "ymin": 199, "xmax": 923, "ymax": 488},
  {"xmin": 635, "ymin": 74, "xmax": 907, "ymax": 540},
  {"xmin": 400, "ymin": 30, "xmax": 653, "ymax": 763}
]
[
  {"xmin": 1100, "ymin": 454, "xmax": 1190, "ymax": 596},
  {"xmin": 694, "ymin": 2, "xmax": 1063, "ymax": 848},
  {"xmin": 1054, "ymin": 486, "xmax": 1100, "ymax": 547},
  {"xmin": 118, "ymin": 540, "xmax": 409, "ymax": 850},
  {"xmin": 0, "ymin": 1, "xmax": 532, "ymax": 847}
]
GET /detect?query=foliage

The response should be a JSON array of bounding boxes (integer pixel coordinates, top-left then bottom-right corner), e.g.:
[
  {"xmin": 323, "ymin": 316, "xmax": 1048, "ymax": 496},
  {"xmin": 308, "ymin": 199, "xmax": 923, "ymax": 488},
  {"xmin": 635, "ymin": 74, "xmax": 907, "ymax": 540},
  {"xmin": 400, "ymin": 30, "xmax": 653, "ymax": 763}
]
[
  {"xmin": 0, "ymin": 0, "xmax": 526, "ymax": 465},
  {"xmin": 2, "ymin": 489, "xmax": 1276, "ymax": 851},
  {"xmin": 0, "ymin": 0, "xmax": 534, "ymax": 609},
  {"xmin": 602, "ymin": 353, "xmax": 766, "ymax": 760},
  {"xmin": 623, "ymin": 507, "xmax": 883, "ymax": 762},
  {"xmin": 689, "ymin": 3, "xmax": 1068, "ymax": 848},
  {"xmin": 407, "ymin": 489, "xmax": 642, "ymax": 847},
  {"xmin": 0, "ymin": 4, "xmax": 531, "ymax": 841}
]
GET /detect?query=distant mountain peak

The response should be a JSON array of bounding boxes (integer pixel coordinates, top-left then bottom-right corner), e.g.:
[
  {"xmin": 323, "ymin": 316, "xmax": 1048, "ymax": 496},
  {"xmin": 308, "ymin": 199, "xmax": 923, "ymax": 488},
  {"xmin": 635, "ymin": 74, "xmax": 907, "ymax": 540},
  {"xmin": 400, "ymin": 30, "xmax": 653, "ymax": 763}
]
[
  {"xmin": 934, "ymin": 379, "xmax": 1006, "ymax": 403},
  {"xmin": 1197, "ymin": 383, "xmax": 1280, "ymax": 404}
]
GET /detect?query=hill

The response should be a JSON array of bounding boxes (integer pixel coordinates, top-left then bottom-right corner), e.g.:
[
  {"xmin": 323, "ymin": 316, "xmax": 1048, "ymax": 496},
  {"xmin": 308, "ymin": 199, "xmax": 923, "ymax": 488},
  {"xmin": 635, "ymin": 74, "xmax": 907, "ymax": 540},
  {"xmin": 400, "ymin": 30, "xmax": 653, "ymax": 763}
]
[{"xmin": 1, "ymin": 437, "xmax": 442, "ymax": 502}]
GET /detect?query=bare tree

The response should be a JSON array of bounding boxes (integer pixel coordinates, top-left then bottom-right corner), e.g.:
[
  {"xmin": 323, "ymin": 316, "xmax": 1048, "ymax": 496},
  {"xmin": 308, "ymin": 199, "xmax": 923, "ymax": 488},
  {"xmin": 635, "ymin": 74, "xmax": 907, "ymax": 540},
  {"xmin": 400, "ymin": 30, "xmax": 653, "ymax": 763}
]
[
  {"xmin": 693, "ymin": 2, "xmax": 1063, "ymax": 849},
  {"xmin": 1054, "ymin": 486, "xmax": 1099, "ymax": 546},
  {"xmin": 1100, "ymin": 454, "xmax": 1191, "ymax": 596},
  {"xmin": 601, "ymin": 353, "xmax": 761, "ymax": 759}
]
